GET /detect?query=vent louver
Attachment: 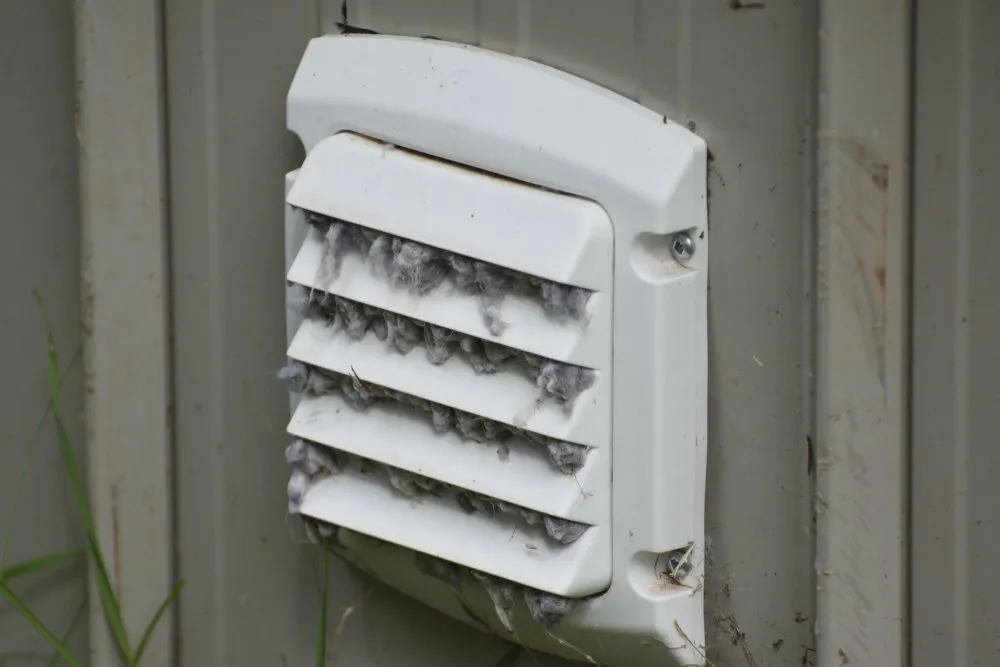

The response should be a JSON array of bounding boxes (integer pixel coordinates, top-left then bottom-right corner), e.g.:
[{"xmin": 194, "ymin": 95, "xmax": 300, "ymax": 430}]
[
  {"xmin": 282, "ymin": 131, "xmax": 613, "ymax": 598},
  {"xmin": 283, "ymin": 34, "xmax": 708, "ymax": 667}
]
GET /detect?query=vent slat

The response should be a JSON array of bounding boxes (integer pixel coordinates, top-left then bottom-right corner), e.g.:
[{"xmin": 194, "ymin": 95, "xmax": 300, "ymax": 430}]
[
  {"xmin": 287, "ymin": 230, "xmax": 610, "ymax": 368},
  {"xmin": 300, "ymin": 472, "xmax": 610, "ymax": 597},
  {"xmin": 287, "ymin": 318, "xmax": 608, "ymax": 448},
  {"xmin": 288, "ymin": 394, "xmax": 601, "ymax": 522},
  {"xmin": 286, "ymin": 132, "xmax": 613, "ymax": 289},
  {"xmin": 283, "ymin": 127, "xmax": 615, "ymax": 606}
]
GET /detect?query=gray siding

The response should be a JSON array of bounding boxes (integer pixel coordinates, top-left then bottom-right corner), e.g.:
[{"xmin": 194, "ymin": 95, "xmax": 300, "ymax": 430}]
[
  {"xmin": 911, "ymin": 2, "xmax": 1000, "ymax": 666},
  {"xmin": 0, "ymin": 0, "xmax": 87, "ymax": 661},
  {"xmin": 3, "ymin": 1, "xmax": 999, "ymax": 666}
]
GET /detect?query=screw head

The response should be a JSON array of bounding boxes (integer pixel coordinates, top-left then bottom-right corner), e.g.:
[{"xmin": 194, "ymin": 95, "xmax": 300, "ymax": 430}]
[{"xmin": 671, "ymin": 231, "xmax": 695, "ymax": 261}]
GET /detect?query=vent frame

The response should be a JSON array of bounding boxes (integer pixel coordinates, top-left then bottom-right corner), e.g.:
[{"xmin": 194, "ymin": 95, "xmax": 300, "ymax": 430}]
[{"xmin": 284, "ymin": 34, "xmax": 708, "ymax": 667}]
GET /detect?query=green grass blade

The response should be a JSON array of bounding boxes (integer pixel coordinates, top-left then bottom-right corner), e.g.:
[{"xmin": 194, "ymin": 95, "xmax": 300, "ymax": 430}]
[
  {"xmin": 75, "ymin": 461, "xmax": 133, "ymax": 663},
  {"xmin": 316, "ymin": 549, "xmax": 330, "ymax": 667},
  {"xmin": 0, "ymin": 347, "xmax": 82, "ymax": 571},
  {"xmin": 0, "ymin": 548, "xmax": 84, "ymax": 582},
  {"xmin": 0, "ymin": 580, "xmax": 85, "ymax": 667},
  {"xmin": 33, "ymin": 290, "xmax": 134, "ymax": 662},
  {"xmin": 33, "ymin": 292, "xmax": 92, "ymax": 525},
  {"xmin": 133, "ymin": 579, "xmax": 185, "ymax": 665},
  {"xmin": 46, "ymin": 596, "xmax": 88, "ymax": 667},
  {"xmin": 493, "ymin": 645, "xmax": 523, "ymax": 667}
]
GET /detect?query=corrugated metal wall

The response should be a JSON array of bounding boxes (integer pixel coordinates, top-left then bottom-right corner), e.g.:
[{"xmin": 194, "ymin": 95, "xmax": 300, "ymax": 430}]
[
  {"xmin": 2, "ymin": 1, "xmax": 998, "ymax": 666},
  {"xmin": 168, "ymin": 2, "xmax": 817, "ymax": 665},
  {"xmin": 0, "ymin": 0, "xmax": 88, "ymax": 661},
  {"xmin": 911, "ymin": 1, "xmax": 1000, "ymax": 665}
]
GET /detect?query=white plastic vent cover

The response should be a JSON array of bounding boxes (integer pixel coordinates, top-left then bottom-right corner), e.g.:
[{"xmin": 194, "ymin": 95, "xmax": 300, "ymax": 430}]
[{"xmin": 281, "ymin": 35, "xmax": 708, "ymax": 667}]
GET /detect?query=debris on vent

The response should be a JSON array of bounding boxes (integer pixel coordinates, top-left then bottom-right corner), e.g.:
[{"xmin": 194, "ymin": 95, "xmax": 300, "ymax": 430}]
[
  {"xmin": 413, "ymin": 551, "xmax": 583, "ymax": 631},
  {"xmin": 288, "ymin": 286, "xmax": 597, "ymax": 409},
  {"xmin": 413, "ymin": 549, "xmax": 602, "ymax": 667},
  {"xmin": 300, "ymin": 210, "xmax": 594, "ymax": 331},
  {"xmin": 301, "ymin": 515, "xmax": 340, "ymax": 545},
  {"xmin": 417, "ymin": 551, "xmax": 600, "ymax": 665},
  {"xmin": 473, "ymin": 570, "xmax": 518, "ymax": 631},
  {"xmin": 288, "ymin": 453, "xmax": 590, "ymax": 632},
  {"xmin": 279, "ymin": 360, "xmax": 591, "ymax": 475},
  {"xmin": 299, "ymin": 515, "xmax": 586, "ymax": 633},
  {"xmin": 282, "ymin": 207, "xmax": 608, "ymax": 661},
  {"xmin": 299, "ymin": 513, "xmax": 597, "ymax": 666},
  {"xmin": 284, "ymin": 438, "xmax": 344, "ymax": 513},
  {"xmin": 523, "ymin": 587, "xmax": 580, "ymax": 628},
  {"xmin": 285, "ymin": 437, "xmax": 590, "ymax": 546}
]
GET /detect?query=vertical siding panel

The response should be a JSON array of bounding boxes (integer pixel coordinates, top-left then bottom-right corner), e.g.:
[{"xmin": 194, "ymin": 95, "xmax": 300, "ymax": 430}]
[
  {"xmin": 347, "ymin": 0, "xmax": 480, "ymax": 43},
  {"xmin": 912, "ymin": 1, "xmax": 1000, "ymax": 666},
  {"xmin": 0, "ymin": 0, "xmax": 87, "ymax": 656},
  {"xmin": 165, "ymin": 1, "xmax": 323, "ymax": 666},
  {"xmin": 815, "ymin": 1, "xmax": 911, "ymax": 665}
]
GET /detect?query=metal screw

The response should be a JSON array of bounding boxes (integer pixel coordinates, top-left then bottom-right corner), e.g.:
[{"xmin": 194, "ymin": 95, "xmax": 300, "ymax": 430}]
[{"xmin": 671, "ymin": 231, "xmax": 695, "ymax": 261}]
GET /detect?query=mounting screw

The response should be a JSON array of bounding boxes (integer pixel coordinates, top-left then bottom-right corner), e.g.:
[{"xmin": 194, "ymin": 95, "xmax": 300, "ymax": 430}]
[{"xmin": 671, "ymin": 231, "xmax": 695, "ymax": 261}]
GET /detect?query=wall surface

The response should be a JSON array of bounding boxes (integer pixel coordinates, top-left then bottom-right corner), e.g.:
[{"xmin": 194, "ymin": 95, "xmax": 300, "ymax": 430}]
[
  {"xmin": 0, "ymin": 0, "xmax": 88, "ymax": 661},
  {"xmin": 167, "ymin": 1, "xmax": 817, "ymax": 665},
  {"xmin": 6, "ymin": 1, "xmax": 1000, "ymax": 666},
  {"xmin": 814, "ymin": 1, "xmax": 910, "ymax": 665},
  {"xmin": 911, "ymin": 2, "xmax": 1000, "ymax": 666},
  {"xmin": 164, "ymin": 3, "xmax": 323, "ymax": 666}
]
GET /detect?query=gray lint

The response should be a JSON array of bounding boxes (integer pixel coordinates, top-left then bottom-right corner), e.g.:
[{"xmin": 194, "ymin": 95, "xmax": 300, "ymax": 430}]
[
  {"xmin": 478, "ymin": 296, "xmax": 508, "ymax": 336},
  {"xmin": 523, "ymin": 588, "xmax": 580, "ymax": 628},
  {"xmin": 300, "ymin": 210, "xmax": 594, "ymax": 328},
  {"xmin": 285, "ymin": 437, "xmax": 343, "ymax": 477},
  {"xmin": 301, "ymin": 516, "xmax": 339, "ymax": 545},
  {"xmin": 297, "ymin": 516, "xmax": 588, "ymax": 636},
  {"xmin": 286, "ymin": 468, "xmax": 311, "ymax": 515},
  {"xmin": 278, "ymin": 360, "xmax": 590, "ymax": 475},
  {"xmin": 302, "ymin": 516, "xmax": 390, "ymax": 551},
  {"xmin": 415, "ymin": 552, "xmax": 466, "ymax": 595},
  {"xmin": 288, "ymin": 435, "xmax": 589, "ymax": 546},
  {"xmin": 284, "ymin": 438, "xmax": 344, "ymax": 514},
  {"xmin": 541, "ymin": 516, "xmax": 588, "ymax": 545},
  {"xmin": 472, "ymin": 570, "xmax": 518, "ymax": 632},
  {"xmin": 289, "ymin": 287, "xmax": 597, "ymax": 410},
  {"xmin": 416, "ymin": 554, "xmax": 584, "ymax": 630},
  {"xmin": 300, "ymin": 521, "xmax": 587, "ymax": 632}
]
